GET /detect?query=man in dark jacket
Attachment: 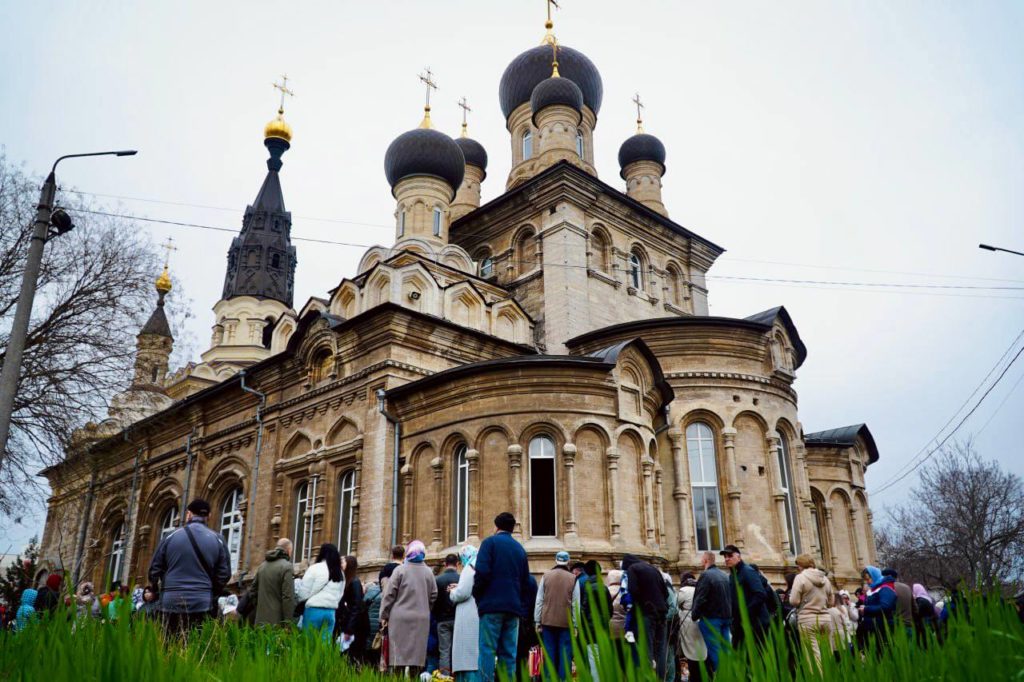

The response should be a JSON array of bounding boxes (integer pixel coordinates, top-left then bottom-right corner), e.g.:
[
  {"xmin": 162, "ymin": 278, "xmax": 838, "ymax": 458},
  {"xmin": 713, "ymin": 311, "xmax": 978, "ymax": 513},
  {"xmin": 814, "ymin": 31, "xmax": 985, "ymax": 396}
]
[
  {"xmin": 251, "ymin": 538, "xmax": 295, "ymax": 627},
  {"xmin": 720, "ymin": 544, "xmax": 769, "ymax": 648},
  {"xmin": 882, "ymin": 568, "xmax": 915, "ymax": 636},
  {"xmin": 378, "ymin": 544, "xmax": 405, "ymax": 583},
  {"xmin": 691, "ymin": 551, "xmax": 732, "ymax": 672},
  {"xmin": 148, "ymin": 498, "xmax": 232, "ymax": 636},
  {"xmin": 535, "ymin": 551, "xmax": 577, "ymax": 681},
  {"xmin": 473, "ymin": 512, "xmax": 531, "ymax": 682},
  {"xmin": 34, "ymin": 574, "xmax": 63, "ymax": 615},
  {"xmin": 434, "ymin": 553, "xmax": 461, "ymax": 673},
  {"xmin": 574, "ymin": 560, "xmax": 613, "ymax": 639},
  {"xmin": 621, "ymin": 554, "xmax": 669, "ymax": 680}
]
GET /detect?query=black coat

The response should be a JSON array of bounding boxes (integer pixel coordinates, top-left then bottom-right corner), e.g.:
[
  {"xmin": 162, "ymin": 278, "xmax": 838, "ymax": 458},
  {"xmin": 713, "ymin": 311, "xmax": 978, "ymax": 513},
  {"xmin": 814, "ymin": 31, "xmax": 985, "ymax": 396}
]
[
  {"xmin": 691, "ymin": 566, "xmax": 732, "ymax": 621},
  {"xmin": 622, "ymin": 554, "xmax": 669, "ymax": 621},
  {"xmin": 335, "ymin": 578, "xmax": 365, "ymax": 637},
  {"xmin": 433, "ymin": 568, "xmax": 460, "ymax": 622},
  {"xmin": 731, "ymin": 561, "xmax": 770, "ymax": 629}
]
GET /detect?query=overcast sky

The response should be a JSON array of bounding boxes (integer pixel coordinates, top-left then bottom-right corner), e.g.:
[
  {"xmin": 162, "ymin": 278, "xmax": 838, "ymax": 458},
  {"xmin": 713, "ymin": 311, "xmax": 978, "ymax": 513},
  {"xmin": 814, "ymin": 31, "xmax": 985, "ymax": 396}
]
[{"xmin": 2, "ymin": 1, "xmax": 1022, "ymax": 553}]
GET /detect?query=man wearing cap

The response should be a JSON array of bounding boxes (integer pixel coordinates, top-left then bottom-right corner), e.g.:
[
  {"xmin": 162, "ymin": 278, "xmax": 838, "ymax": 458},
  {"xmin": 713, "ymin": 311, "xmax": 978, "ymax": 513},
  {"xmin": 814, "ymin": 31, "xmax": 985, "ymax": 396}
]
[
  {"xmin": 719, "ymin": 544, "xmax": 770, "ymax": 648},
  {"xmin": 534, "ymin": 551, "xmax": 577, "ymax": 681},
  {"xmin": 148, "ymin": 498, "xmax": 232, "ymax": 635},
  {"xmin": 691, "ymin": 551, "xmax": 732, "ymax": 673}
]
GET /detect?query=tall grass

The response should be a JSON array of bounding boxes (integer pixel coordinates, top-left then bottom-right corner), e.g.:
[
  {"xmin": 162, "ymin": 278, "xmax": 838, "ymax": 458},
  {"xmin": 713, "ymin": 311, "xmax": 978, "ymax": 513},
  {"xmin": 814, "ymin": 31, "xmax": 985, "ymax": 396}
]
[{"xmin": 2, "ymin": 592, "xmax": 1020, "ymax": 681}]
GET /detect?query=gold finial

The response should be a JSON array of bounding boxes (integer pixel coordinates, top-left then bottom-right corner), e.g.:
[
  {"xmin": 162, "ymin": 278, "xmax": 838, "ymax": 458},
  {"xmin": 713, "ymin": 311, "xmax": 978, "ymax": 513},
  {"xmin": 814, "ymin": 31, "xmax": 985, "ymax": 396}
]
[
  {"xmin": 550, "ymin": 37, "xmax": 560, "ymax": 77},
  {"xmin": 418, "ymin": 68, "xmax": 438, "ymax": 129},
  {"xmin": 632, "ymin": 92, "xmax": 645, "ymax": 134},
  {"xmin": 542, "ymin": 0, "xmax": 560, "ymax": 45},
  {"xmin": 265, "ymin": 75, "xmax": 296, "ymax": 142},
  {"xmin": 458, "ymin": 96, "xmax": 472, "ymax": 138},
  {"xmin": 155, "ymin": 237, "xmax": 177, "ymax": 295}
]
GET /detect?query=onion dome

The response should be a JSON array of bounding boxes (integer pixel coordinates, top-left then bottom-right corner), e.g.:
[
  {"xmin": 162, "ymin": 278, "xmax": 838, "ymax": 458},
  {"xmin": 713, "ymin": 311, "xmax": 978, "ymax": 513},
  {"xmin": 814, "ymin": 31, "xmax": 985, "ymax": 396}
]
[
  {"xmin": 530, "ymin": 76, "xmax": 583, "ymax": 125},
  {"xmin": 384, "ymin": 128, "xmax": 466, "ymax": 198},
  {"xmin": 264, "ymin": 108, "xmax": 292, "ymax": 143},
  {"xmin": 618, "ymin": 133, "xmax": 667, "ymax": 178},
  {"xmin": 155, "ymin": 265, "xmax": 172, "ymax": 295},
  {"xmin": 500, "ymin": 44, "xmax": 603, "ymax": 119},
  {"xmin": 140, "ymin": 268, "xmax": 172, "ymax": 338},
  {"xmin": 454, "ymin": 136, "xmax": 488, "ymax": 179}
]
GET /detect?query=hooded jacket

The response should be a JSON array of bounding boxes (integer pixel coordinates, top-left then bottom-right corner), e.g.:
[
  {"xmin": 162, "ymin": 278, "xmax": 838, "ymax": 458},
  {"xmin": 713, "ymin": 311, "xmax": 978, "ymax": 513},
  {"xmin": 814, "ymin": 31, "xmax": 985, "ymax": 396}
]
[
  {"xmin": 621, "ymin": 554, "xmax": 668, "ymax": 621},
  {"xmin": 252, "ymin": 546, "xmax": 296, "ymax": 626},
  {"xmin": 15, "ymin": 588, "xmax": 38, "ymax": 631},
  {"xmin": 861, "ymin": 566, "xmax": 897, "ymax": 633},
  {"xmin": 789, "ymin": 567, "xmax": 834, "ymax": 619}
]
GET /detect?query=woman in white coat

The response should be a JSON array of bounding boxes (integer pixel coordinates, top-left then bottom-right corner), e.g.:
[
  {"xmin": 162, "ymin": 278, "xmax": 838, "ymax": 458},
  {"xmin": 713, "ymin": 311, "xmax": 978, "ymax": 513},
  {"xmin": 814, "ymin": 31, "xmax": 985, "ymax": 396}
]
[
  {"xmin": 449, "ymin": 544, "xmax": 479, "ymax": 682},
  {"xmin": 677, "ymin": 573, "xmax": 708, "ymax": 682},
  {"xmin": 296, "ymin": 543, "xmax": 345, "ymax": 640}
]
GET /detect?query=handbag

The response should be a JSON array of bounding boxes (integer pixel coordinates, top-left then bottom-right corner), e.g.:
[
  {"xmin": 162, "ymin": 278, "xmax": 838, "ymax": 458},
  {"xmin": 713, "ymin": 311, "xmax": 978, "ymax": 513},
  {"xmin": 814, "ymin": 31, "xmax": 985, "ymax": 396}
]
[
  {"xmin": 528, "ymin": 645, "xmax": 541, "ymax": 677},
  {"xmin": 378, "ymin": 628, "xmax": 390, "ymax": 673},
  {"xmin": 371, "ymin": 629, "xmax": 384, "ymax": 651}
]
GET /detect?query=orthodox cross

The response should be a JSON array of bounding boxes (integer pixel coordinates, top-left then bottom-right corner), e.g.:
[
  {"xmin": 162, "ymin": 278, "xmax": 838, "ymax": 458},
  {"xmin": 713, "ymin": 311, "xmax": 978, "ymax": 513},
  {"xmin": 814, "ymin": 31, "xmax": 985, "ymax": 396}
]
[
  {"xmin": 543, "ymin": 0, "xmax": 560, "ymax": 44},
  {"xmin": 457, "ymin": 96, "xmax": 472, "ymax": 137},
  {"xmin": 160, "ymin": 236, "xmax": 178, "ymax": 268},
  {"xmin": 632, "ymin": 92, "xmax": 645, "ymax": 133},
  {"xmin": 418, "ymin": 68, "xmax": 438, "ymax": 128},
  {"xmin": 272, "ymin": 75, "xmax": 295, "ymax": 113}
]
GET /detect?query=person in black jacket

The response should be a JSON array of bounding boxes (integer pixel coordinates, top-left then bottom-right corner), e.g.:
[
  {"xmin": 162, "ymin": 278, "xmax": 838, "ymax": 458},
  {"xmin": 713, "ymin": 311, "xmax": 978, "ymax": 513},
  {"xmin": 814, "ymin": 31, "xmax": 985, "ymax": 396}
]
[
  {"xmin": 434, "ymin": 553, "xmax": 461, "ymax": 673},
  {"xmin": 691, "ymin": 551, "xmax": 732, "ymax": 673},
  {"xmin": 621, "ymin": 554, "xmax": 670, "ymax": 680},
  {"xmin": 336, "ymin": 555, "xmax": 366, "ymax": 656},
  {"xmin": 720, "ymin": 545, "xmax": 769, "ymax": 649}
]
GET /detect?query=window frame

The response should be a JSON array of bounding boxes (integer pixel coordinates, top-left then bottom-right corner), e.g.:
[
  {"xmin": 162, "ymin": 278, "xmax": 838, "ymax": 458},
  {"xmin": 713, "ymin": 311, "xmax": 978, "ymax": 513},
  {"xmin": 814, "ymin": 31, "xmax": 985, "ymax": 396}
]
[
  {"xmin": 528, "ymin": 435, "xmax": 558, "ymax": 537},
  {"xmin": 453, "ymin": 444, "xmax": 470, "ymax": 544},
  {"xmin": 686, "ymin": 422, "xmax": 725, "ymax": 552},
  {"xmin": 432, "ymin": 207, "xmax": 442, "ymax": 237},
  {"xmin": 629, "ymin": 252, "xmax": 643, "ymax": 289},
  {"xmin": 576, "ymin": 130, "xmax": 584, "ymax": 157},
  {"xmin": 159, "ymin": 506, "xmax": 179, "ymax": 542},
  {"xmin": 107, "ymin": 522, "xmax": 125, "ymax": 586},
  {"xmin": 480, "ymin": 257, "xmax": 494, "ymax": 279},
  {"xmin": 294, "ymin": 481, "xmax": 312, "ymax": 563},
  {"xmin": 337, "ymin": 470, "xmax": 356, "ymax": 555},
  {"xmin": 776, "ymin": 434, "xmax": 801, "ymax": 554},
  {"xmin": 522, "ymin": 130, "xmax": 533, "ymax": 160},
  {"xmin": 398, "ymin": 209, "xmax": 406, "ymax": 237},
  {"xmin": 220, "ymin": 487, "xmax": 245, "ymax": 574}
]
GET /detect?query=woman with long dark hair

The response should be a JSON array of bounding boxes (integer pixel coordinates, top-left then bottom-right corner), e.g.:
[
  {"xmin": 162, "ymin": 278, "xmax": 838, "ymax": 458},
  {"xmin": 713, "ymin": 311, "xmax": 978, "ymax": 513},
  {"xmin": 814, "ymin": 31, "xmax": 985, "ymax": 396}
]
[
  {"xmin": 336, "ymin": 555, "xmax": 367, "ymax": 657},
  {"xmin": 297, "ymin": 542, "xmax": 344, "ymax": 640}
]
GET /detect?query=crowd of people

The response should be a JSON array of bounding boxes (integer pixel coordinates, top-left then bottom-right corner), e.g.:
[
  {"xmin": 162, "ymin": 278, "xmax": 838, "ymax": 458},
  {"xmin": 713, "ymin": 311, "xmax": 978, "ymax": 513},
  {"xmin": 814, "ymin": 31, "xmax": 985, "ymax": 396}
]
[{"xmin": 4, "ymin": 498, "xmax": 1022, "ymax": 682}]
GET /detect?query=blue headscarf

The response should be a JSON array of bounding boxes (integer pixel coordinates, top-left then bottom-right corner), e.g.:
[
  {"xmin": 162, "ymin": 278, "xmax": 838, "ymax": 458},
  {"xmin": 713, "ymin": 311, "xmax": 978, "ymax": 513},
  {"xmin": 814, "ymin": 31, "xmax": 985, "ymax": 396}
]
[
  {"xmin": 460, "ymin": 544, "xmax": 478, "ymax": 569},
  {"xmin": 863, "ymin": 565, "xmax": 884, "ymax": 589}
]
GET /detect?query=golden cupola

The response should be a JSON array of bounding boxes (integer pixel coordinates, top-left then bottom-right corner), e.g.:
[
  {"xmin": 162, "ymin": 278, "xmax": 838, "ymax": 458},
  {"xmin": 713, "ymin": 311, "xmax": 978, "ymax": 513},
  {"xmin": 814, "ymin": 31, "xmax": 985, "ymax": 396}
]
[{"xmin": 264, "ymin": 108, "xmax": 293, "ymax": 143}]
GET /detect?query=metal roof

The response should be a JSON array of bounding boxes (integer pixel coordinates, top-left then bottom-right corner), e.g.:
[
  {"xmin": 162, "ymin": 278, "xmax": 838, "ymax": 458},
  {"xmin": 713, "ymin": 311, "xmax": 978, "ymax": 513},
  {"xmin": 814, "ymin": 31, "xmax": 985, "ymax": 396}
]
[{"xmin": 804, "ymin": 423, "xmax": 879, "ymax": 464}]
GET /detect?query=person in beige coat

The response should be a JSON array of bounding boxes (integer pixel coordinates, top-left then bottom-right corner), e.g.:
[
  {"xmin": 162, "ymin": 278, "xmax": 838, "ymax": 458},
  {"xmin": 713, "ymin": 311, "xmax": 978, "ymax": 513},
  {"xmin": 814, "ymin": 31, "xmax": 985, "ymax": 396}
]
[
  {"xmin": 380, "ymin": 540, "xmax": 438, "ymax": 676},
  {"xmin": 788, "ymin": 554, "xmax": 835, "ymax": 666}
]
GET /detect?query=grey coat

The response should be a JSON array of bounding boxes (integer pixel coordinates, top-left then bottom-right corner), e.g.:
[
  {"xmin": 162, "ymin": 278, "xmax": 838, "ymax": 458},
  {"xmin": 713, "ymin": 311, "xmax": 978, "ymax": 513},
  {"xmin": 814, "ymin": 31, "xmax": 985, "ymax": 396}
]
[
  {"xmin": 380, "ymin": 561, "xmax": 438, "ymax": 667},
  {"xmin": 449, "ymin": 565, "xmax": 479, "ymax": 673},
  {"xmin": 148, "ymin": 519, "xmax": 231, "ymax": 614}
]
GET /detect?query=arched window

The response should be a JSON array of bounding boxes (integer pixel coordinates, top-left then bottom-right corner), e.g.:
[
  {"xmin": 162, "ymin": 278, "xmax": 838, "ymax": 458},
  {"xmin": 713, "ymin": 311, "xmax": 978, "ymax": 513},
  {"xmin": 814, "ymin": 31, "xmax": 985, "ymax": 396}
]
[
  {"xmin": 629, "ymin": 252, "xmax": 643, "ymax": 289},
  {"xmin": 311, "ymin": 348, "xmax": 333, "ymax": 384},
  {"xmin": 398, "ymin": 209, "xmax": 406, "ymax": 237},
  {"xmin": 665, "ymin": 266, "xmax": 681, "ymax": 306},
  {"xmin": 810, "ymin": 489, "xmax": 831, "ymax": 569},
  {"xmin": 106, "ymin": 523, "xmax": 125, "ymax": 586},
  {"xmin": 529, "ymin": 435, "xmax": 557, "ymax": 537},
  {"xmin": 776, "ymin": 435, "xmax": 800, "ymax": 554},
  {"xmin": 480, "ymin": 257, "xmax": 494, "ymax": 279},
  {"xmin": 522, "ymin": 131, "xmax": 533, "ymax": 160},
  {"xmin": 686, "ymin": 422, "xmax": 723, "ymax": 551},
  {"xmin": 271, "ymin": 253, "xmax": 281, "ymax": 269},
  {"xmin": 159, "ymin": 507, "xmax": 179, "ymax": 541},
  {"xmin": 151, "ymin": 365, "xmax": 160, "ymax": 383},
  {"xmin": 514, "ymin": 228, "xmax": 536, "ymax": 276},
  {"xmin": 432, "ymin": 207, "xmax": 443, "ymax": 237},
  {"xmin": 338, "ymin": 470, "xmax": 356, "ymax": 555},
  {"xmin": 576, "ymin": 131, "xmax": 584, "ymax": 157},
  {"xmin": 590, "ymin": 230, "xmax": 610, "ymax": 272},
  {"xmin": 453, "ymin": 445, "xmax": 469, "ymax": 544},
  {"xmin": 261, "ymin": 316, "xmax": 276, "ymax": 350},
  {"xmin": 294, "ymin": 482, "xmax": 312, "ymax": 563},
  {"xmin": 220, "ymin": 488, "xmax": 244, "ymax": 574}
]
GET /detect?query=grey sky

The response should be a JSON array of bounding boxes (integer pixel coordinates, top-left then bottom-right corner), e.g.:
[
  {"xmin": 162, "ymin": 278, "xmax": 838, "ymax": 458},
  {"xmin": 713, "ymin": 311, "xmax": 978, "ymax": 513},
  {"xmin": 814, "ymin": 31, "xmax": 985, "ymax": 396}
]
[{"xmin": 2, "ymin": 1, "xmax": 1022, "ymax": 551}]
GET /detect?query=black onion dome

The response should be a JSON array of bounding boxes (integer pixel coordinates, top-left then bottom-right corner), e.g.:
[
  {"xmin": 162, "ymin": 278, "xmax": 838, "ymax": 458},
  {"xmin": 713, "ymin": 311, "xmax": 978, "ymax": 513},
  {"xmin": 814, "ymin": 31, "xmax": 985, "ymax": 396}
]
[
  {"xmin": 384, "ymin": 128, "xmax": 466, "ymax": 197},
  {"xmin": 618, "ymin": 133, "xmax": 667, "ymax": 178},
  {"xmin": 500, "ymin": 44, "xmax": 603, "ymax": 119},
  {"xmin": 530, "ymin": 76, "xmax": 583, "ymax": 125},
  {"xmin": 454, "ymin": 136, "xmax": 488, "ymax": 178}
]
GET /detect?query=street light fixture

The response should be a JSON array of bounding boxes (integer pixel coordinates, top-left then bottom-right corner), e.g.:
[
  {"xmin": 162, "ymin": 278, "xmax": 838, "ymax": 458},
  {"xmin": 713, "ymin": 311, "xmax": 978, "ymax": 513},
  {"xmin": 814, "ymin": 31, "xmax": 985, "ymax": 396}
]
[
  {"xmin": 979, "ymin": 243, "xmax": 1024, "ymax": 257},
  {"xmin": 0, "ymin": 150, "xmax": 138, "ymax": 472}
]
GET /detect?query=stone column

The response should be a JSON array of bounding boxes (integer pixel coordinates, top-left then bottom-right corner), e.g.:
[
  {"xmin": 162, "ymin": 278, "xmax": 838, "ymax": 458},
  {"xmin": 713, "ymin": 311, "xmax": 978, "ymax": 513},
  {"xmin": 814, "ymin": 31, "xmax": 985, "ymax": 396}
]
[
  {"xmin": 431, "ymin": 456, "xmax": 444, "ymax": 550},
  {"xmin": 654, "ymin": 463, "xmax": 667, "ymax": 548},
  {"xmin": 823, "ymin": 506, "xmax": 839, "ymax": 570},
  {"xmin": 641, "ymin": 457, "xmax": 656, "ymax": 547},
  {"xmin": 766, "ymin": 435, "xmax": 790, "ymax": 555},
  {"xmin": 561, "ymin": 444, "xmax": 578, "ymax": 542},
  {"xmin": 721, "ymin": 428, "xmax": 744, "ymax": 548},
  {"xmin": 466, "ymin": 449, "xmax": 481, "ymax": 544},
  {"xmin": 400, "ymin": 464, "xmax": 413, "ymax": 545},
  {"xmin": 606, "ymin": 446, "xmax": 621, "ymax": 541},
  {"xmin": 507, "ymin": 445, "xmax": 524, "ymax": 539},
  {"xmin": 668, "ymin": 428, "xmax": 692, "ymax": 561},
  {"xmin": 849, "ymin": 507, "xmax": 865, "ymax": 568},
  {"xmin": 351, "ymin": 454, "xmax": 363, "ymax": 555}
]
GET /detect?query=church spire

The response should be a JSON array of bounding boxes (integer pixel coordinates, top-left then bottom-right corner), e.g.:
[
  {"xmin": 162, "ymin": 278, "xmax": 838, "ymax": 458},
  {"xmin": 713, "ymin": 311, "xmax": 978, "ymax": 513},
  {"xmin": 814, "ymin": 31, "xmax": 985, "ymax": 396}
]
[
  {"xmin": 221, "ymin": 80, "xmax": 298, "ymax": 307},
  {"xmin": 134, "ymin": 252, "xmax": 175, "ymax": 388}
]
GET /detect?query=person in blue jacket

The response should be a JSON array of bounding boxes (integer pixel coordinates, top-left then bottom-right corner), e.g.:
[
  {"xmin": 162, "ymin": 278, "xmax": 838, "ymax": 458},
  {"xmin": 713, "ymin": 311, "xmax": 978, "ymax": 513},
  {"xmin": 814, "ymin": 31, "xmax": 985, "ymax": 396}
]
[
  {"xmin": 858, "ymin": 566, "xmax": 897, "ymax": 655},
  {"xmin": 14, "ymin": 588, "xmax": 38, "ymax": 631},
  {"xmin": 473, "ymin": 512, "xmax": 532, "ymax": 682}
]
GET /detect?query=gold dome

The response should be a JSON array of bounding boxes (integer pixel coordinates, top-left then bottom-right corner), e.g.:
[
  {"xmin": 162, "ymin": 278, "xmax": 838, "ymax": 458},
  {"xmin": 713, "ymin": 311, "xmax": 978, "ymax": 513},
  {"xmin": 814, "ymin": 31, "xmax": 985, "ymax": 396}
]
[
  {"xmin": 155, "ymin": 265, "xmax": 172, "ymax": 294},
  {"xmin": 264, "ymin": 108, "xmax": 293, "ymax": 143}
]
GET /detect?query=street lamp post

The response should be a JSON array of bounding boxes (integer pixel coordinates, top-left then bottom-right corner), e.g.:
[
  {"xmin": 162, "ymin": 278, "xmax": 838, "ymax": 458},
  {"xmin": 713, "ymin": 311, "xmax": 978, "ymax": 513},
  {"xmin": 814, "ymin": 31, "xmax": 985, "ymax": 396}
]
[
  {"xmin": 979, "ymin": 243, "xmax": 1024, "ymax": 257},
  {"xmin": 0, "ymin": 150, "xmax": 137, "ymax": 471}
]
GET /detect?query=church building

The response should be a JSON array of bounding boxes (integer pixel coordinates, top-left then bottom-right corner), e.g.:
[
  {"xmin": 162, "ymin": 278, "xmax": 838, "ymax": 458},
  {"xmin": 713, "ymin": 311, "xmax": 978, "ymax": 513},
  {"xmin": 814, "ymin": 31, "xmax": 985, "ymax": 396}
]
[{"xmin": 38, "ymin": 13, "xmax": 879, "ymax": 591}]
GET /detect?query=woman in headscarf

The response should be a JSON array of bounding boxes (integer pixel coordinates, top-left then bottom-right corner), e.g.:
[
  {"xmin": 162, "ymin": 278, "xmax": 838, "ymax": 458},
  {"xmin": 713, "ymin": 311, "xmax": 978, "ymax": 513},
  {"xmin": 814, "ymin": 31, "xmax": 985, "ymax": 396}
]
[
  {"xmin": 379, "ymin": 539, "xmax": 438, "ymax": 677},
  {"xmin": 912, "ymin": 583, "xmax": 936, "ymax": 646},
  {"xmin": 676, "ymin": 573, "xmax": 708, "ymax": 682},
  {"xmin": 858, "ymin": 566, "xmax": 897, "ymax": 655},
  {"xmin": 450, "ymin": 544, "xmax": 479, "ymax": 682},
  {"xmin": 605, "ymin": 569, "xmax": 627, "ymax": 639}
]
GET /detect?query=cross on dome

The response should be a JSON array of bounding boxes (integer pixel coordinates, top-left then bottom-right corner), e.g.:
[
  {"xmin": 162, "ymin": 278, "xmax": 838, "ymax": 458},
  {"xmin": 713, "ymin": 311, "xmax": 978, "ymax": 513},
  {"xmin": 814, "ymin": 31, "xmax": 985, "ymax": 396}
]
[
  {"xmin": 418, "ymin": 67, "xmax": 438, "ymax": 129},
  {"xmin": 458, "ymin": 96, "xmax": 472, "ymax": 137},
  {"xmin": 632, "ymin": 92, "xmax": 645, "ymax": 133},
  {"xmin": 272, "ymin": 75, "xmax": 295, "ymax": 114}
]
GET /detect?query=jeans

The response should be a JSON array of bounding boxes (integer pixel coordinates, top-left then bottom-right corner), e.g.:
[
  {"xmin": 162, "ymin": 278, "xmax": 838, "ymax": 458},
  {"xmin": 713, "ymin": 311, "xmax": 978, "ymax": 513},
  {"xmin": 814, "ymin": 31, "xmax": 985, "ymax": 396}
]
[
  {"xmin": 630, "ymin": 613, "xmax": 667, "ymax": 680},
  {"xmin": 540, "ymin": 626, "xmax": 573, "ymax": 681},
  {"xmin": 698, "ymin": 618, "xmax": 732, "ymax": 672},
  {"xmin": 438, "ymin": 619, "xmax": 455, "ymax": 672},
  {"xmin": 478, "ymin": 612, "xmax": 519, "ymax": 682},
  {"xmin": 304, "ymin": 606, "xmax": 336, "ymax": 642}
]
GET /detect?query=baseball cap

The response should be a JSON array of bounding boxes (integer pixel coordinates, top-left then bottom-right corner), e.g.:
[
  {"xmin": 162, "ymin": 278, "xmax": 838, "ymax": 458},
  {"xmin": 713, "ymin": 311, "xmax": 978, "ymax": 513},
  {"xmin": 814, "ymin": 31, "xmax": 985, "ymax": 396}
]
[
  {"xmin": 555, "ymin": 551, "xmax": 570, "ymax": 565},
  {"xmin": 718, "ymin": 544, "xmax": 741, "ymax": 557},
  {"xmin": 187, "ymin": 498, "xmax": 211, "ymax": 516}
]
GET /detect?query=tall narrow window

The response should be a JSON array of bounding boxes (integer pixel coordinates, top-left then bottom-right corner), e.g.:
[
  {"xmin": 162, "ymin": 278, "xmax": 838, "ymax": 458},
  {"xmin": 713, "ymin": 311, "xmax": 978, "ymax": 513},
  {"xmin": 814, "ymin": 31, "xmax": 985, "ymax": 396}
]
[
  {"xmin": 338, "ymin": 470, "xmax": 356, "ymax": 555},
  {"xmin": 687, "ymin": 422, "xmax": 724, "ymax": 551},
  {"xmin": 776, "ymin": 435, "xmax": 800, "ymax": 554},
  {"xmin": 294, "ymin": 481, "xmax": 312, "ymax": 562},
  {"xmin": 522, "ymin": 131, "xmax": 533, "ymax": 160},
  {"xmin": 529, "ymin": 436, "xmax": 557, "ymax": 537},
  {"xmin": 220, "ymin": 487, "xmax": 244, "ymax": 574},
  {"xmin": 576, "ymin": 131, "xmax": 584, "ymax": 157},
  {"xmin": 107, "ymin": 523, "xmax": 125, "ymax": 586},
  {"xmin": 480, "ymin": 257, "xmax": 494, "ymax": 279},
  {"xmin": 432, "ymin": 207, "xmax": 442, "ymax": 236},
  {"xmin": 398, "ymin": 210, "xmax": 406, "ymax": 237},
  {"xmin": 629, "ymin": 252, "xmax": 643, "ymax": 289},
  {"xmin": 453, "ymin": 445, "xmax": 469, "ymax": 544},
  {"xmin": 159, "ymin": 507, "xmax": 179, "ymax": 541}
]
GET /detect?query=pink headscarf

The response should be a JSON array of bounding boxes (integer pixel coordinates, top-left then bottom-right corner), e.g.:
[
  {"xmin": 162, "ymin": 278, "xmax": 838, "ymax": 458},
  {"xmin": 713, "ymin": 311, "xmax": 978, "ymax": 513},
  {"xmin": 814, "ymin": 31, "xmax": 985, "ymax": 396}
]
[
  {"xmin": 912, "ymin": 583, "xmax": 931, "ymax": 602},
  {"xmin": 406, "ymin": 540, "xmax": 426, "ymax": 563}
]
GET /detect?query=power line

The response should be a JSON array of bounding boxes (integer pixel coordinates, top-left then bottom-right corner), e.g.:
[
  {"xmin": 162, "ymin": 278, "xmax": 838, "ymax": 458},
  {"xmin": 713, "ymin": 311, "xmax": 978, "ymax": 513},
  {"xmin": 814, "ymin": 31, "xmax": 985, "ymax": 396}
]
[
  {"xmin": 872, "ymin": 339, "xmax": 1024, "ymax": 494},
  {"xmin": 975, "ymin": 368, "xmax": 1024, "ymax": 437}
]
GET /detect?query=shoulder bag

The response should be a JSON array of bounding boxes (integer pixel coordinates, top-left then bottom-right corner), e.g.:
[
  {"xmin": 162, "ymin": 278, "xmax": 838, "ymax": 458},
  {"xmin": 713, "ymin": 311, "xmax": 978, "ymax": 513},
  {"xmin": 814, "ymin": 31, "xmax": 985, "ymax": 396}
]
[{"xmin": 184, "ymin": 524, "xmax": 223, "ymax": 616}]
